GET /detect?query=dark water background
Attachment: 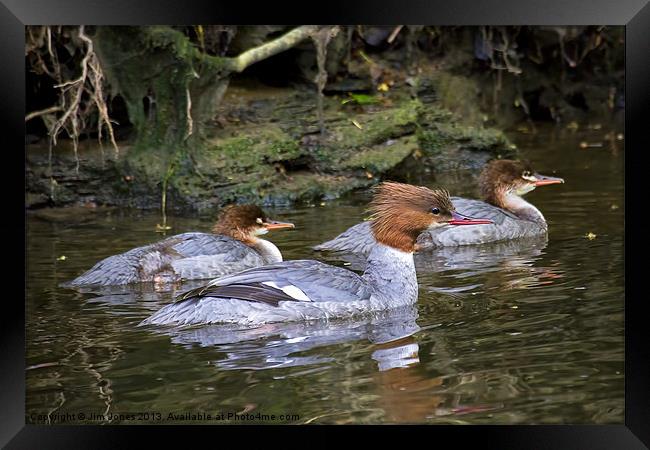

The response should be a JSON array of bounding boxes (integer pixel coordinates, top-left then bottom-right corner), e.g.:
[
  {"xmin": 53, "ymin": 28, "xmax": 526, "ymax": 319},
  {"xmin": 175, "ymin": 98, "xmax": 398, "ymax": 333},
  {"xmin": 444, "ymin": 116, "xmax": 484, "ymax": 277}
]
[{"xmin": 26, "ymin": 121, "xmax": 624, "ymax": 424}]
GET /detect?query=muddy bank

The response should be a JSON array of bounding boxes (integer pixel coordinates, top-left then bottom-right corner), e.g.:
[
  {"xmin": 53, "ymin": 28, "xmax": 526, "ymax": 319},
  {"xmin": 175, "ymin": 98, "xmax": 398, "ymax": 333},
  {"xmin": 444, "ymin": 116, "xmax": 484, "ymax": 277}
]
[{"xmin": 26, "ymin": 80, "xmax": 514, "ymax": 213}]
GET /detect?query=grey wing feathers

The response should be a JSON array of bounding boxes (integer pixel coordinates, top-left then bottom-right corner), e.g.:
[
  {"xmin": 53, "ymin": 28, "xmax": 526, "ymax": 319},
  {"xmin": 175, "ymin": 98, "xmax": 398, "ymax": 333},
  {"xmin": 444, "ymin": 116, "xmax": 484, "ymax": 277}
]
[
  {"xmin": 450, "ymin": 197, "xmax": 517, "ymax": 225},
  {"xmin": 176, "ymin": 260, "xmax": 373, "ymax": 305},
  {"xmin": 66, "ymin": 233, "xmax": 260, "ymax": 286},
  {"xmin": 313, "ymin": 222, "xmax": 376, "ymax": 255},
  {"xmin": 170, "ymin": 233, "xmax": 253, "ymax": 261},
  {"xmin": 169, "ymin": 234, "xmax": 264, "ymax": 281},
  {"xmin": 65, "ymin": 252, "xmax": 145, "ymax": 286}
]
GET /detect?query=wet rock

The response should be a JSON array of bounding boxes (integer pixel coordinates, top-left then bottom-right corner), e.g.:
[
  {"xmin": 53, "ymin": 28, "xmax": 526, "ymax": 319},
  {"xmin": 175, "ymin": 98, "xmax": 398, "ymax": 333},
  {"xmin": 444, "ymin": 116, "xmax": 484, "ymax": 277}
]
[
  {"xmin": 26, "ymin": 192, "xmax": 49, "ymax": 209},
  {"xmin": 360, "ymin": 27, "xmax": 394, "ymax": 47}
]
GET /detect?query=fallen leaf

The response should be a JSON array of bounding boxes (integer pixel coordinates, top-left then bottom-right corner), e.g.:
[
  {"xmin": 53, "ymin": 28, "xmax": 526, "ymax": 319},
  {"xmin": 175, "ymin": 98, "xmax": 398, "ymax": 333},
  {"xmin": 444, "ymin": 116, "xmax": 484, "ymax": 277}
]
[
  {"xmin": 57, "ymin": 255, "xmax": 67, "ymax": 261},
  {"xmin": 352, "ymin": 120, "xmax": 363, "ymax": 130},
  {"xmin": 585, "ymin": 232, "xmax": 597, "ymax": 240},
  {"xmin": 347, "ymin": 93, "xmax": 380, "ymax": 105}
]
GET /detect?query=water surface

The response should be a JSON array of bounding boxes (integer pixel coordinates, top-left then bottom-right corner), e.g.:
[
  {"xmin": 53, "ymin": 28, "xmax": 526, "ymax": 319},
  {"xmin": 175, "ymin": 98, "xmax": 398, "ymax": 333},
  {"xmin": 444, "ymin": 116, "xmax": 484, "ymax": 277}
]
[{"xmin": 26, "ymin": 122, "xmax": 624, "ymax": 424}]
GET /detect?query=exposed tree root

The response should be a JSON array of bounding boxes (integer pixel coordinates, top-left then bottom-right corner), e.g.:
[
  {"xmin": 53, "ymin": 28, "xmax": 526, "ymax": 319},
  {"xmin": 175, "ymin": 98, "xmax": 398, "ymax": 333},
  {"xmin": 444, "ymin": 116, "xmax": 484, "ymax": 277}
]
[{"xmin": 26, "ymin": 26, "xmax": 120, "ymax": 176}]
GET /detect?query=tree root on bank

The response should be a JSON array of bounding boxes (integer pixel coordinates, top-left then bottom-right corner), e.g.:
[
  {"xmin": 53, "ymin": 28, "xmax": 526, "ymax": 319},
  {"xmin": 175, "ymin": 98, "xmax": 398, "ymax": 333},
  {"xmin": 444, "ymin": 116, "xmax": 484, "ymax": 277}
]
[{"xmin": 26, "ymin": 26, "xmax": 120, "ymax": 175}]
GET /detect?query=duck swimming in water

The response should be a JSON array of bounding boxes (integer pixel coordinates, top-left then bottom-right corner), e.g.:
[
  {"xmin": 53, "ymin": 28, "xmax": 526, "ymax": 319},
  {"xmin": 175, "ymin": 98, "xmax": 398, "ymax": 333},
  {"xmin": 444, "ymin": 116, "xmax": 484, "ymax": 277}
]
[
  {"xmin": 313, "ymin": 160, "xmax": 564, "ymax": 256},
  {"xmin": 66, "ymin": 205, "xmax": 294, "ymax": 287},
  {"xmin": 141, "ymin": 182, "xmax": 492, "ymax": 327}
]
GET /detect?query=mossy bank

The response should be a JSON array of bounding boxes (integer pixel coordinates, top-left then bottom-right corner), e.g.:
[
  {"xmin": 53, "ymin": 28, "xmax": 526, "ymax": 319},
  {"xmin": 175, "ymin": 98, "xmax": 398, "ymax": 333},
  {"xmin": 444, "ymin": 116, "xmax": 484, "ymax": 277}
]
[{"xmin": 26, "ymin": 82, "xmax": 514, "ymax": 213}]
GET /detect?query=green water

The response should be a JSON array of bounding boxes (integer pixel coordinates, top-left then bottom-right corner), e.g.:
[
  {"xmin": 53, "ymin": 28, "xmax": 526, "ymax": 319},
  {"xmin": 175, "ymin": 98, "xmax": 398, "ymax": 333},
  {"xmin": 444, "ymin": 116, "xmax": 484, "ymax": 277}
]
[{"xmin": 26, "ymin": 122, "xmax": 624, "ymax": 424}]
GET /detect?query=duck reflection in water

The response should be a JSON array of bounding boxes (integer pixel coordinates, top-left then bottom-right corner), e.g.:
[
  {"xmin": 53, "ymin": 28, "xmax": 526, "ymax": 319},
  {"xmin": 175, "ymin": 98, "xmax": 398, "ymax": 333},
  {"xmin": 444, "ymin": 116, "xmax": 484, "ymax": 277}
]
[
  {"xmin": 371, "ymin": 335, "xmax": 505, "ymax": 423},
  {"xmin": 160, "ymin": 305, "xmax": 422, "ymax": 370},
  {"xmin": 150, "ymin": 305, "xmax": 505, "ymax": 423}
]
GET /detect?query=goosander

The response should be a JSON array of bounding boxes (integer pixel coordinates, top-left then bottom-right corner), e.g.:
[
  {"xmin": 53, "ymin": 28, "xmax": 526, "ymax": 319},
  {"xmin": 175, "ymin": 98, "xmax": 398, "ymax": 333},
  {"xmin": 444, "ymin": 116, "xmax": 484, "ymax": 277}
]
[
  {"xmin": 66, "ymin": 205, "xmax": 294, "ymax": 286},
  {"xmin": 141, "ymin": 182, "xmax": 492, "ymax": 327},
  {"xmin": 314, "ymin": 160, "xmax": 564, "ymax": 256}
]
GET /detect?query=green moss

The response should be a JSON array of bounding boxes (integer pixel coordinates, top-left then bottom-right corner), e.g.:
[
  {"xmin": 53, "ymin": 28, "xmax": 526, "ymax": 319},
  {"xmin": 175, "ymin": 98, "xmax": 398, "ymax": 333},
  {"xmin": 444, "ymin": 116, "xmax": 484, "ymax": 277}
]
[
  {"xmin": 56, "ymin": 82, "xmax": 513, "ymax": 211},
  {"xmin": 418, "ymin": 122, "xmax": 508, "ymax": 156},
  {"xmin": 257, "ymin": 173, "xmax": 373, "ymax": 205},
  {"xmin": 341, "ymin": 99, "xmax": 420, "ymax": 147},
  {"xmin": 140, "ymin": 26, "xmax": 201, "ymax": 59},
  {"xmin": 317, "ymin": 99, "xmax": 422, "ymax": 171},
  {"xmin": 342, "ymin": 136, "xmax": 419, "ymax": 173},
  {"xmin": 427, "ymin": 72, "xmax": 484, "ymax": 126},
  {"xmin": 199, "ymin": 126, "xmax": 304, "ymax": 174},
  {"xmin": 94, "ymin": 26, "xmax": 231, "ymax": 153}
]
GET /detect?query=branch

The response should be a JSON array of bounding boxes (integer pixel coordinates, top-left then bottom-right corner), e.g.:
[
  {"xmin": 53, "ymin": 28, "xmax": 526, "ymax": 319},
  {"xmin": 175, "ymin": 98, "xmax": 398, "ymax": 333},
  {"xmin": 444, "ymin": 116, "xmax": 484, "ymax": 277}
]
[
  {"xmin": 387, "ymin": 25, "xmax": 403, "ymax": 44},
  {"xmin": 25, "ymin": 106, "xmax": 62, "ymax": 122},
  {"xmin": 184, "ymin": 87, "xmax": 193, "ymax": 139},
  {"xmin": 228, "ymin": 25, "xmax": 318, "ymax": 73},
  {"xmin": 50, "ymin": 26, "xmax": 92, "ymax": 149}
]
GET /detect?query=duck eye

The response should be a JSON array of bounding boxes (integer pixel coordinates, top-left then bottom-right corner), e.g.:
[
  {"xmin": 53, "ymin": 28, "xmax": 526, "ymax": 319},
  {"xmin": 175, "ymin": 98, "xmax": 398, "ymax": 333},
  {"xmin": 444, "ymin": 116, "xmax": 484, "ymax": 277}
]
[
  {"xmin": 256, "ymin": 218, "xmax": 263, "ymax": 224},
  {"xmin": 431, "ymin": 208, "xmax": 440, "ymax": 215}
]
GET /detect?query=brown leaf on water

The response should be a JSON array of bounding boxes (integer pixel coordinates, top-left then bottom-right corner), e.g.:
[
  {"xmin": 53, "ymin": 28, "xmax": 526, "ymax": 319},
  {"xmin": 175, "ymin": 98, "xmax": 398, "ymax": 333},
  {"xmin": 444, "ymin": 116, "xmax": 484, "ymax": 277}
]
[{"xmin": 237, "ymin": 403, "xmax": 257, "ymax": 414}]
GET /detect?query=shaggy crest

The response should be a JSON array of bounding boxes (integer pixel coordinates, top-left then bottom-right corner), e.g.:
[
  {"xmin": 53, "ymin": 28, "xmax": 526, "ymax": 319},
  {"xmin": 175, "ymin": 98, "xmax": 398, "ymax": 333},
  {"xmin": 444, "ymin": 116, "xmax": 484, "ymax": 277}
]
[
  {"xmin": 212, "ymin": 204, "xmax": 268, "ymax": 244},
  {"xmin": 368, "ymin": 182, "xmax": 455, "ymax": 252}
]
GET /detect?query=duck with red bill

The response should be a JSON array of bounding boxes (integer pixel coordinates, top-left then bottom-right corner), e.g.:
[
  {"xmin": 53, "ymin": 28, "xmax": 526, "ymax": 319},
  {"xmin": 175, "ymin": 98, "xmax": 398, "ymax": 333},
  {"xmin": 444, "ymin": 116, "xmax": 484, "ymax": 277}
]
[
  {"xmin": 314, "ymin": 159, "xmax": 566, "ymax": 254},
  {"xmin": 142, "ymin": 182, "xmax": 497, "ymax": 327},
  {"xmin": 448, "ymin": 211, "xmax": 494, "ymax": 226}
]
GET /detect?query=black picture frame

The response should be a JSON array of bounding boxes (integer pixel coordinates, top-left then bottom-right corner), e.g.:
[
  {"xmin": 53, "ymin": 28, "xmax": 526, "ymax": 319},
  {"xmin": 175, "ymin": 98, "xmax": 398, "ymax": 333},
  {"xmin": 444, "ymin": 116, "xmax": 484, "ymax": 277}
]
[{"xmin": 4, "ymin": 0, "xmax": 648, "ymax": 447}]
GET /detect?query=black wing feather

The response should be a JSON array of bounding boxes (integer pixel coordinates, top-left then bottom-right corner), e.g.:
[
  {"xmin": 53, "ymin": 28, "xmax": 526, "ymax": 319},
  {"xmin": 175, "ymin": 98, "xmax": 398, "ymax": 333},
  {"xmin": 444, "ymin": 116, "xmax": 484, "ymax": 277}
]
[{"xmin": 177, "ymin": 282, "xmax": 297, "ymax": 306}]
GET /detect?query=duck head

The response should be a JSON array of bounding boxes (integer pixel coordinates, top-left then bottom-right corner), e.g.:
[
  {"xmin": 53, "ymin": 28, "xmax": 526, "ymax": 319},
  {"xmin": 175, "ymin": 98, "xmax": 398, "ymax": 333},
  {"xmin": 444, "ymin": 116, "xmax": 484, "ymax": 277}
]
[
  {"xmin": 368, "ymin": 182, "xmax": 493, "ymax": 252},
  {"xmin": 212, "ymin": 205, "xmax": 294, "ymax": 244}
]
